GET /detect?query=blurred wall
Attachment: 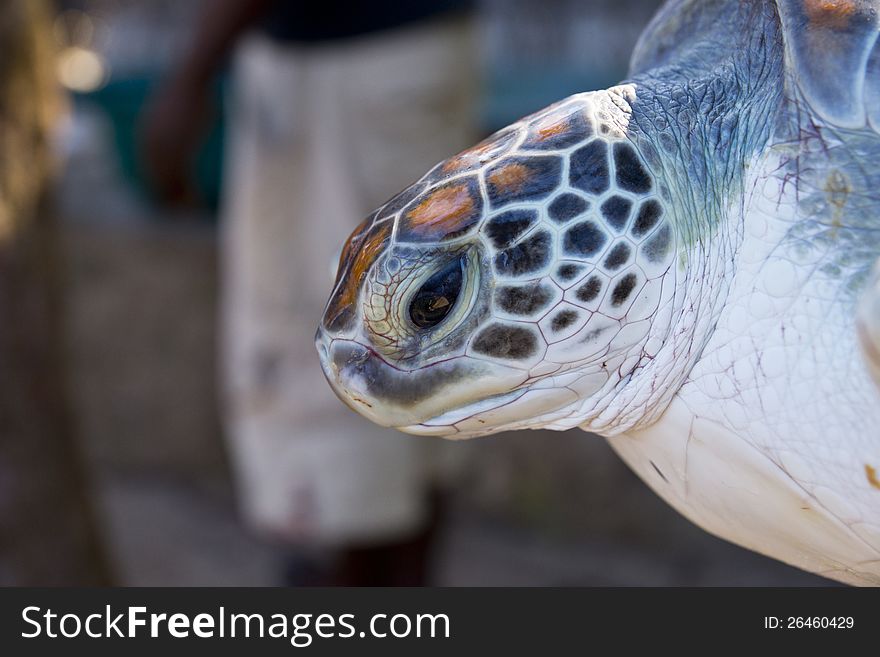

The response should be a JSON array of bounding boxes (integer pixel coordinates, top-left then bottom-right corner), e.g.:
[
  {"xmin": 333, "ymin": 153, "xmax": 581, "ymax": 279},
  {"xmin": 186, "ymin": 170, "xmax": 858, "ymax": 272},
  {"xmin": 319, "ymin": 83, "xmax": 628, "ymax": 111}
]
[
  {"xmin": 0, "ymin": 0, "xmax": 109, "ymax": 585},
  {"xmin": 482, "ymin": 0, "xmax": 661, "ymax": 126}
]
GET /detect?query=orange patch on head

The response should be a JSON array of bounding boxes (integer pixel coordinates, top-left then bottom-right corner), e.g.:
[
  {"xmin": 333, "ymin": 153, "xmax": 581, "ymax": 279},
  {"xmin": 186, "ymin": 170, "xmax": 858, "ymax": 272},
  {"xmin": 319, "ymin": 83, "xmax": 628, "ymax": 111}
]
[
  {"xmin": 334, "ymin": 216, "xmax": 372, "ymax": 285},
  {"xmin": 442, "ymin": 132, "xmax": 514, "ymax": 174},
  {"xmin": 487, "ymin": 162, "xmax": 531, "ymax": 195},
  {"xmin": 323, "ymin": 220, "xmax": 392, "ymax": 331},
  {"xmin": 399, "ymin": 181, "xmax": 482, "ymax": 241},
  {"xmin": 534, "ymin": 116, "xmax": 569, "ymax": 141},
  {"xmin": 803, "ymin": 0, "xmax": 859, "ymax": 29},
  {"xmin": 867, "ymin": 464, "xmax": 880, "ymax": 490},
  {"xmin": 348, "ymin": 225, "xmax": 390, "ymax": 290},
  {"xmin": 442, "ymin": 152, "xmax": 476, "ymax": 174},
  {"xmin": 408, "ymin": 184, "xmax": 474, "ymax": 227}
]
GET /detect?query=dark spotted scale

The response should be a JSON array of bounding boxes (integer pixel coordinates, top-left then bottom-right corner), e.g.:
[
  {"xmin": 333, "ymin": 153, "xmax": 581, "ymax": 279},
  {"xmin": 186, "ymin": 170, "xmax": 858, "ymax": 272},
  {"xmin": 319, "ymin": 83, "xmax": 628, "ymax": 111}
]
[
  {"xmin": 569, "ymin": 141, "xmax": 610, "ymax": 195},
  {"xmin": 550, "ymin": 309, "xmax": 579, "ymax": 332},
  {"xmin": 556, "ymin": 263, "xmax": 584, "ymax": 282},
  {"xmin": 494, "ymin": 230, "xmax": 553, "ymax": 276},
  {"xmin": 642, "ymin": 224, "xmax": 673, "ymax": 263},
  {"xmin": 603, "ymin": 243, "xmax": 631, "ymax": 271},
  {"xmin": 548, "ymin": 193, "xmax": 589, "ymax": 224},
  {"xmin": 575, "ymin": 275, "xmax": 603, "ymax": 303},
  {"xmin": 486, "ymin": 156, "xmax": 563, "ymax": 208},
  {"xmin": 484, "ymin": 209, "xmax": 537, "ymax": 249},
  {"xmin": 613, "ymin": 142, "xmax": 652, "ymax": 193},
  {"xmin": 496, "ymin": 282, "xmax": 555, "ymax": 316},
  {"xmin": 600, "ymin": 196, "xmax": 632, "ymax": 232},
  {"xmin": 472, "ymin": 323, "xmax": 538, "ymax": 360},
  {"xmin": 632, "ymin": 199, "xmax": 663, "ymax": 237},
  {"xmin": 610, "ymin": 273, "xmax": 639, "ymax": 307},
  {"xmin": 563, "ymin": 221, "xmax": 607, "ymax": 258}
]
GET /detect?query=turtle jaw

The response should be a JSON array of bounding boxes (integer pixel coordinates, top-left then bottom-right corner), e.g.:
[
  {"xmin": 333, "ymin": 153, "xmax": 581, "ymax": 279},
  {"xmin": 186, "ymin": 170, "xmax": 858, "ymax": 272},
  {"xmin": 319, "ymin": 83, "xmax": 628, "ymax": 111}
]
[
  {"xmin": 315, "ymin": 333, "xmax": 530, "ymax": 434},
  {"xmin": 316, "ymin": 337, "xmax": 391, "ymax": 425},
  {"xmin": 395, "ymin": 390, "xmax": 526, "ymax": 438}
]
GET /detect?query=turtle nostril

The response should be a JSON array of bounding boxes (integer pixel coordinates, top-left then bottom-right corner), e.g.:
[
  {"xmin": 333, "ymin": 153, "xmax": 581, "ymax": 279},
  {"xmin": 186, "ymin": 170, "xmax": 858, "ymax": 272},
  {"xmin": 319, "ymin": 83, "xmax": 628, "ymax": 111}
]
[{"xmin": 345, "ymin": 346, "xmax": 370, "ymax": 368}]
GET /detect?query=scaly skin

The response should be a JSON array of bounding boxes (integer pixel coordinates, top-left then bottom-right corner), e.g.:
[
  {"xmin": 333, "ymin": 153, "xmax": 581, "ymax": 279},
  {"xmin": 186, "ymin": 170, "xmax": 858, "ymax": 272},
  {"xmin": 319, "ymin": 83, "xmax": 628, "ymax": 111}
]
[{"xmin": 317, "ymin": 0, "xmax": 880, "ymax": 583}]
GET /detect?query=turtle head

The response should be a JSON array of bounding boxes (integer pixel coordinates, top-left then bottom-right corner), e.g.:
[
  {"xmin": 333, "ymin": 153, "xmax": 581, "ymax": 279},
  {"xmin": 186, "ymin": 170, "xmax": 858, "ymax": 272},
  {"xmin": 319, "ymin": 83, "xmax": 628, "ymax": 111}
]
[{"xmin": 317, "ymin": 90, "xmax": 677, "ymax": 438}]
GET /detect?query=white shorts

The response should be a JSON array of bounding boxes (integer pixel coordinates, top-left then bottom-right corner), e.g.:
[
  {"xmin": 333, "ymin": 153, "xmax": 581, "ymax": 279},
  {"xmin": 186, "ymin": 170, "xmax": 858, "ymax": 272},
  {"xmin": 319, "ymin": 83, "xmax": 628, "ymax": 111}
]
[{"xmin": 220, "ymin": 17, "xmax": 477, "ymax": 546}]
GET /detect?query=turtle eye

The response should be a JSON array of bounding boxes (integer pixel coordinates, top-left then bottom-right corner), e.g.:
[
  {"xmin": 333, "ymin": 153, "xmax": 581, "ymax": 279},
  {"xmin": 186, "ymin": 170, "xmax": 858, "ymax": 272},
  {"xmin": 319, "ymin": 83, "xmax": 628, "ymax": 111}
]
[{"xmin": 409, "ymin": 256, "xmax": 465, "ymax": 329}]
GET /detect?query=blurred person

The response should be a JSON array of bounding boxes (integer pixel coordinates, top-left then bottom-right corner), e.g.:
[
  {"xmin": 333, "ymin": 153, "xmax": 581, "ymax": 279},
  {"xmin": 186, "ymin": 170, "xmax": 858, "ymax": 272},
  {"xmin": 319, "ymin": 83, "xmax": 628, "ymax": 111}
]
[{"xmin": 141, "ymin": 0, "xmax": 477, "ymax": 585}]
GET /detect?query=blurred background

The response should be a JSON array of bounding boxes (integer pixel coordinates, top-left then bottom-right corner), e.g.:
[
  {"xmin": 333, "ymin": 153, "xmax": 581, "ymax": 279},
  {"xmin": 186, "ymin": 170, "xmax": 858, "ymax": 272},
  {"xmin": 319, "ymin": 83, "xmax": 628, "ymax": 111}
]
[{"xmin": 1, "ymin": 0, "xmax": 833, "ymax": 586}]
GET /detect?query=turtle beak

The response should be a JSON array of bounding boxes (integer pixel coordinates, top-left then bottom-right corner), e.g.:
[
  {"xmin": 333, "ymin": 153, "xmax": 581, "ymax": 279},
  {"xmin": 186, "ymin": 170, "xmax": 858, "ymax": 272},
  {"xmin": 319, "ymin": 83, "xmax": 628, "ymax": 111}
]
[
  {"xmin": 316, "ymin": 327, "xmax": 534, "ymax": 433},
  {"xmin": 315, "ymin": 330, "xmax": 406, "ymax": 427},
  {"xmin": 315, "ymin": 330, "xmax": 362, "ymax": 416}
]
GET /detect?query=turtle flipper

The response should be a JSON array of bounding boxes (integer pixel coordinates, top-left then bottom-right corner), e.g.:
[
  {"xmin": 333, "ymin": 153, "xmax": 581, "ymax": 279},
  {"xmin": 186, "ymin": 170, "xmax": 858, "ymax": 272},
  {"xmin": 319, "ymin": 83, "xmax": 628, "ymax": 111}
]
[
  {"xmin": 858, "ymin": 259, "xmax": 880, "ymax": 389},
  {"xmin": 775, "ymin": 0, "xmax": 880, "ymax": 129}
]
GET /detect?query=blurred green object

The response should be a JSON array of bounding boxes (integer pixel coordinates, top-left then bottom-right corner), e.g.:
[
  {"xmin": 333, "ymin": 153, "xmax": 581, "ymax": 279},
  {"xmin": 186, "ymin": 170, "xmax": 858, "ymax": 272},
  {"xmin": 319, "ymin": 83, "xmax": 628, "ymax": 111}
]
[
  {"xmin": 78, "ymin": 76, "xmax": 225, "ymax": 215},
  {"xmin": 484, "ymin": 65, "xmax": 626, "ymax": 130}
]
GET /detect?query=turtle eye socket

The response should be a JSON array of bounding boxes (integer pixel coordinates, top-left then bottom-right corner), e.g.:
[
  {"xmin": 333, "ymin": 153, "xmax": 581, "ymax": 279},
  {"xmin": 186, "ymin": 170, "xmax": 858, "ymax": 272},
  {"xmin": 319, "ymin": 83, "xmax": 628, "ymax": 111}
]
[{"xmin": 409, "ymin": 256, "xmax": 465, "ymax": 329}]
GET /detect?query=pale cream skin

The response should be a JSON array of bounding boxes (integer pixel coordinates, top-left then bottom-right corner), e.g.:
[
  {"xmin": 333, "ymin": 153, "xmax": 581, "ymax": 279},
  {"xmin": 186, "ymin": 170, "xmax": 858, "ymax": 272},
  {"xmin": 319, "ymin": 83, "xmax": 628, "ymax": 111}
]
[{"xmin": 858, "ymin": 261, "xmax": 880, "ymax": 389}]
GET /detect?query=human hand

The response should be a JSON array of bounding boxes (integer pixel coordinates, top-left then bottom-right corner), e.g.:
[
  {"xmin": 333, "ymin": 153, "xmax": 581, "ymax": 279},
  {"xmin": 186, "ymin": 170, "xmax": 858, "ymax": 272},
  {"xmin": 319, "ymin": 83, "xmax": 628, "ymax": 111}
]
[{"xmin": 139, "ymin": 76, "xmax": 212, "ymax": 207}]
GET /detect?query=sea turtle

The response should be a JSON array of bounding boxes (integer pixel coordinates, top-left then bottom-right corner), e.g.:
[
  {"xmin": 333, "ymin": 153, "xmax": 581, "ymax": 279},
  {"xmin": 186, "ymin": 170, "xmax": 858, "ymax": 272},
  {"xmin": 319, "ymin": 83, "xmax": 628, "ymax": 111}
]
[{"xmin": 316, "ymin": 0, "xmax": 880, "ymax": 585}]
